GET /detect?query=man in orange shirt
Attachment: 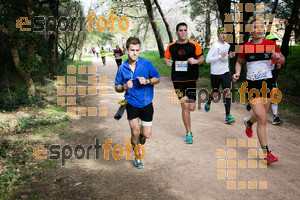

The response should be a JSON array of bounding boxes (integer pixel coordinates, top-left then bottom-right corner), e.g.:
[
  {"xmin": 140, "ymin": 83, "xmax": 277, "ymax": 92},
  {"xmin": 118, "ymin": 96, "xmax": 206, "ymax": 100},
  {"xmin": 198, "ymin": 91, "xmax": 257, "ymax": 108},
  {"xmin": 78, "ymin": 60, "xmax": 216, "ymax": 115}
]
[{"xmin": 164, "ymin": 22, "xmax": 204, "ymax": 144}]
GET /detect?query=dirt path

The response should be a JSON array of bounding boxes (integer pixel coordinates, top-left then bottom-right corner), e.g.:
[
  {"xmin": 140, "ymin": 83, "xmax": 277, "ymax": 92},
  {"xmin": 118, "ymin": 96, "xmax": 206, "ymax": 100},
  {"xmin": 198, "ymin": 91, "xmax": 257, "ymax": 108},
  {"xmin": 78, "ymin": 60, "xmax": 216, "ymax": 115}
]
[{"xmin": 18, "ymin": 56, "xmax": 300, "ymax": 199}]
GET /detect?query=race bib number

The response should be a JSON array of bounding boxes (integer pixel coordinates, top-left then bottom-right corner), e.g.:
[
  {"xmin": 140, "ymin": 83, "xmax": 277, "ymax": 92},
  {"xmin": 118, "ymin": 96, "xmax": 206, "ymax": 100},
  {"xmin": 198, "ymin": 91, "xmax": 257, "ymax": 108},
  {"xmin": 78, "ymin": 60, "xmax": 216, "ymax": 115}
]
[
  {"xmin": 219, "ymin": 57, "xmax": 227, "ymax": 65},
  {"xmin": 251, "ymin": 70, "xmax": 267, "ymax": 81},
  {"xmin": 175, "ymin": 61, "xmax": 188, "ymax": 71}
]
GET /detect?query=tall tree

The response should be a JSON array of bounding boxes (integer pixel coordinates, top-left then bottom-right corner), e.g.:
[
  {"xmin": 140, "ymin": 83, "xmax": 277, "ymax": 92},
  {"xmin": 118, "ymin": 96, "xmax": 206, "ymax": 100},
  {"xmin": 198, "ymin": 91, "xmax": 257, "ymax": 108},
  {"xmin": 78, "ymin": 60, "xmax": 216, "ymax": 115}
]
[
  {"xmin": 205, "ymin": 0, "xmax": 211, "ymax": 49},
  {"xmin": 153, "ymin": 0, "xmax": 173, "ymax": 43},
  {"xmin": 49, "ymin": 0, "xmax": 59, "ymax": 79},
  {"xmin": 0, "ymin": 0, "xmax": 37, "ymax": 96},
  {"xmin": 265, "ymin": 0, "xmax": 279, "ymax": 36},
  {"xmin": 143, "ymin": 0, "xmax": 165, "ymax": 58},
  {"xmin": 281, "ymin": 0, "xmax": 299, "ymax": 58},
  {"xmin": 216, "ymin": 0, "xmax": 231, "ymax": 27}
]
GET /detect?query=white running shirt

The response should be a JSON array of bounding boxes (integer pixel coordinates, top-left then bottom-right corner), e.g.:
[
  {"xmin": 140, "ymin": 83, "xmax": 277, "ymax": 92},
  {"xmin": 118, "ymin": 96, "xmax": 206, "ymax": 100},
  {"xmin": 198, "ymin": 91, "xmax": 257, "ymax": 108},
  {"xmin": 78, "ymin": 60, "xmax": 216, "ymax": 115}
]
[{"xmin": 206, "ymin": 41, "xmax": 230, "ymax": 75}]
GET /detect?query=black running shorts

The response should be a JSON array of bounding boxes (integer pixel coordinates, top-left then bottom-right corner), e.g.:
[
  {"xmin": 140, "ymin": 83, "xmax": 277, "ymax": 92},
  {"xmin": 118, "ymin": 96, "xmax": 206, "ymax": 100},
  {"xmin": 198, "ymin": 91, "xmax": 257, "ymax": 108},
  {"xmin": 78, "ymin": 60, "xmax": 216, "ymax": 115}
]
[
  {"xmin": 246, "ymin": 79, "xmax": 274, "ymax": 99},
  {"xmin": 211, "ymin": 72, "xmax": 231, "ymax": 92},
  {"xmin": 172, "ymin": 81, "xmax": 197, "ymax": 100},
  {"xmin": 126, "ymin": 102, "xmax": 154, "ymax": 121}
]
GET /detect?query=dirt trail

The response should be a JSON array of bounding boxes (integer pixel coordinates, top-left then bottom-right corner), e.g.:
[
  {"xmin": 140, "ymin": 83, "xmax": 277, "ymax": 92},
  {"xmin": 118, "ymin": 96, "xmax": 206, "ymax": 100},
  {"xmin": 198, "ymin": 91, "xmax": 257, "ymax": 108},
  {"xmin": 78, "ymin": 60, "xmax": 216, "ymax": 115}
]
[{"xmin": 17, "ymin": 56, "xmax": 300, "ymax": 199}]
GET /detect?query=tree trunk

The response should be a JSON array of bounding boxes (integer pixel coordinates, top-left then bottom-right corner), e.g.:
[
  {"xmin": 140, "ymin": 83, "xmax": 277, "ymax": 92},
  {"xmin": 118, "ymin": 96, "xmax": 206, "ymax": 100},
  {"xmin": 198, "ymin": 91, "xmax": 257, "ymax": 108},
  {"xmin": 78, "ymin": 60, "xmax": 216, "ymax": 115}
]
[
  {"xmin": 143, "ymin": 22, "xmax": 149, "ymax": 45},
  {"xmin": 11, "ymin": 38, "xmax": 35, "ymax": 97},
  {"xmin": 143, "ymin": 0, "xmax": 165, "ymax": 58},
  {"xmin": 265, "ymin": 0, "xmax": 279, "ymax": 36},
  {"xmin": 242, "ymin": 0, "xmax": 255, "ymax": 45},
  {"xmin": 153, "ymin": 0, "xmax": 173, "ymax": 43},
  {"xmin": 216, "ymin": 0, "xmax": 231, "ymax": 27},
  {"xmin": 295, "ymin": 22, "xmax": 300, "ymax": 44},
  {"xmin": 49, "ymin": 0, "xmax": 59, "ymax": 79},
  {"xmin": 205, "ymin": 0, "xmax": 211, "ymax": 49},
  {"xmin": 281, "ymin": 0, "xmax": 299, "ymax": 58}
]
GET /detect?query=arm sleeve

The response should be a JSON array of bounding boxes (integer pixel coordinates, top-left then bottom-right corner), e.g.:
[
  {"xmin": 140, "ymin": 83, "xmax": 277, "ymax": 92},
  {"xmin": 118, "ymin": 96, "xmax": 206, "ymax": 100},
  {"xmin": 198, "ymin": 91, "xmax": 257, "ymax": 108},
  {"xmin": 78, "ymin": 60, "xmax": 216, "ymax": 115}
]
[
  {"xmin": 195, "ymin": 42, "xmax": 203, "ymax": 56},
  {"xmin": 148, "ymin": 61, "xmax": 160, "ymax": 78},
  {"xmin": 115, "ymin": 68, "xmax": 124, "ymax": 86},
  {"xmin": 238, "ymin": 45, "xmax": 245, "ymax": 59},
  {"xmin": 206, "ymin": 45, "xmax": 222, "ymax": 63},
  {"xmin": 164, "ymin": 44, "xmax": 172, "ymax": 59}
]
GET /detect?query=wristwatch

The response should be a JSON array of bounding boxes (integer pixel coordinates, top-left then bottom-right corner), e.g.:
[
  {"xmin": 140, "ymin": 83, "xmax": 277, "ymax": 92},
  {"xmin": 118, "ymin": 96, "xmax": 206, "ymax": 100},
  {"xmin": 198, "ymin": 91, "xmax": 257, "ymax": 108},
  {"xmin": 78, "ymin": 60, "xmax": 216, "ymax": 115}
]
[{"xmin": 147, "ymin": 79, "xmax": 151, "ymax": 85}]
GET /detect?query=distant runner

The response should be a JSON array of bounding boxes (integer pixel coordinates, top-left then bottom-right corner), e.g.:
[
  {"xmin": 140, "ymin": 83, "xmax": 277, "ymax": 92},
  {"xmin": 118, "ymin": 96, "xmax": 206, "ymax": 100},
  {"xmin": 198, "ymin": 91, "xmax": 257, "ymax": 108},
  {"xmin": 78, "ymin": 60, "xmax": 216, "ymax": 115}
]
[
  {"xmin": 100, "ymin": 47, "xmax": 107, "ymax": 66},
  {"xmin": 114, "ymin": 45, "xmax": 124, "ymax": 68}
]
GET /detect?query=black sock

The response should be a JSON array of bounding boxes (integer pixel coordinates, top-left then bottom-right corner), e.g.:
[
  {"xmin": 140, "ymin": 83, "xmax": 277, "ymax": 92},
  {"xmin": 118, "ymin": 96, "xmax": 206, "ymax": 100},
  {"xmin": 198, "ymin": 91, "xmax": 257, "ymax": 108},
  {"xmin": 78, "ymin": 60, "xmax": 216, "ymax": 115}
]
[
  {"xmin": 247, "ymin": 120, "xmax": 253, "ymax": 127},
  {"xmin": 207, "ymin": 95, "xmax": 213, "ymax": 104},
  {"xmin": 262, "ymin": 146, "xmax": 269, "ymax": 152},
  {"xmin": 225, "ymin": 98, "xmax": 231, "ymax": 116}
]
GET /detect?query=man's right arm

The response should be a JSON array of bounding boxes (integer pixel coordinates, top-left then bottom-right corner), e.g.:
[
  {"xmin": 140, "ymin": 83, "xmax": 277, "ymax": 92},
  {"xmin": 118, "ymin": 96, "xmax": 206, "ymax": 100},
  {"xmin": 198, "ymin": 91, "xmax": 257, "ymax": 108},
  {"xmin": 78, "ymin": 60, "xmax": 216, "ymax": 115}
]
[
  {"xmin": 115, "ymin": 79, "xmax": 133, "ymax": 93},
  {"xmin": 164, "ymin": 57, "xmax": 173, "ymax": 66},
  {"xmin": 206, "ymin": 45, "xmax": 221, "ymax": 63},
  {"xmin": 232, "ymin": 57, "xmax": 244, "ymax": 82},
  {"xmin": 115, "ymin": 85, "xmax": 125, "ymax": 93}
]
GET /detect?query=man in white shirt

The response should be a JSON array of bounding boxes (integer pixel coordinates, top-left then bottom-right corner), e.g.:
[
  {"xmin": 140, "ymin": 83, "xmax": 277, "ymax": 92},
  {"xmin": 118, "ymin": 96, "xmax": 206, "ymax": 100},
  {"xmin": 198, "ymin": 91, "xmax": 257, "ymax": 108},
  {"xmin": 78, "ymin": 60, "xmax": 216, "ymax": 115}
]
[
  {"xmin": 205, "ymin": 27, "xmax": 236, "ymax": 124},
  {"xmin": 95, "ymin": 46, "xmax": 100, "ymax": 58}
]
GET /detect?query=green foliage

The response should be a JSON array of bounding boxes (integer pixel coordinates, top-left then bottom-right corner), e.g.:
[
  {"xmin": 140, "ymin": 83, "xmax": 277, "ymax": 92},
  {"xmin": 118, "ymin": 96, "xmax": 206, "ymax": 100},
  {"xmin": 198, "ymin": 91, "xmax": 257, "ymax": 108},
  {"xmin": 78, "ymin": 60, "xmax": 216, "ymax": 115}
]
[
  {"xmin": 189, "ymin": 0, "xmax": 205, "ymax": 20},
  {"xmin": 15, "ymin": 112, "xmax": 70, "ymax": 134},
  {"xmin": 139, "ymin": 51, "xmax": 171, "ymax": 75},
  {"xmin": 0, "ymin": 140, "xmax": 42, "ymax": 198},
  {"xmin": 86, "ymin": 30, "xmax": 115, "ymax": 47},
  {"xmin": 277, "ymin": 45, "xmax": 300, "ymax": 96},
  {"xmin": 0, "ymin": 93, "xmax": 46, "ymax": 112}
]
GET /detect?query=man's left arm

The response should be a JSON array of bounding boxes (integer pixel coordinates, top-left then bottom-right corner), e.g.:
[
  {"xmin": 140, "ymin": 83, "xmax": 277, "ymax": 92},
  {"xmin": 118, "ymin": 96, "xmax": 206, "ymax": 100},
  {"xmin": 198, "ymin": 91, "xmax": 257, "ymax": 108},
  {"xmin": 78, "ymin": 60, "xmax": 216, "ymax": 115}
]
[
  {"xmin": 137, "ymin": 77, "xmax": 160, "ymax": 85},
  {"xmin": 187, "ymin": 42, "xmax": 204, "ymax": 65},
  {"xmin": 137, "ymin": 60, "xmax": 161, "ymax": 85},
  {"xmin": 149, "ymin": 77, "xmax": 160, "ymax": 85},
  {"xmin": 187, "ymin": 55, "xmax": 204, "ymax": 65}
]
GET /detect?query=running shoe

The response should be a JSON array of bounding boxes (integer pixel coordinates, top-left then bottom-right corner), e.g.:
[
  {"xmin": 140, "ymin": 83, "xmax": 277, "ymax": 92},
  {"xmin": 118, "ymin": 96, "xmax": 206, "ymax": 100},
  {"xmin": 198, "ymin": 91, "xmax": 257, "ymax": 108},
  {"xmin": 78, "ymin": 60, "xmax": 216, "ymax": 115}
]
[
  {"xmin": 272, "ymin": 117, "xmax": 283, "ymax": 125},
  {"xmin": 225, "ymin": 114, "xmax": 236, "ymax": 124},
  {"xmin": 264, "ymin": 152, "xmax": 278, "ymax": 164},
  {"xmin": 246, "ymin": 103, "xmax": 251, "ymax": 111},
  {"xmin": 185, "ymin": 132, "xmax": 193, "ymax": 144},
  {"xmin": 243, "ymin": 118, "xmax": 253, "ymax": 138},
  {"xmin": 134, "ymin": 158, "xmax": 144, "ymax": 169},
  {"xmin": 204, "ymin": 102, "xmax": 211, "ymax": 112}
]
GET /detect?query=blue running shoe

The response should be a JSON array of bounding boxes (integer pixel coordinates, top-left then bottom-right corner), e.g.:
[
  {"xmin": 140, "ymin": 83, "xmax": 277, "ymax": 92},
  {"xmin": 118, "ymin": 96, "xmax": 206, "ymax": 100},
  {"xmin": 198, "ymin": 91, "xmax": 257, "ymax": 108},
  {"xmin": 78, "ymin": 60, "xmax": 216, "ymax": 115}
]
[
  {"xmin": 185, "ymin": 132, "xmax": 193, "ymax": 144},
  {"xmin": 134, "ymin": 158, "xmax": 143, "ymax": 169},
  {"xmin": 205, "ymin": 102, "xmax": 211, "ymax": 112},
  {"xmin": 225, "ymin": 114, "xmax": 236, "ymax": 124}
]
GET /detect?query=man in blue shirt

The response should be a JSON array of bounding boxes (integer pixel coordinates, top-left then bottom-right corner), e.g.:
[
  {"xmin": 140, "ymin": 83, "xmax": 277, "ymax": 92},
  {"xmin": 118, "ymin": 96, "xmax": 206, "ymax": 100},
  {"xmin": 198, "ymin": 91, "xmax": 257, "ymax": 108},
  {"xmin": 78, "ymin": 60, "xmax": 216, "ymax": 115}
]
[{"xmin": 115, "ymin": 37, "xmax": 160, "ymax": 169}]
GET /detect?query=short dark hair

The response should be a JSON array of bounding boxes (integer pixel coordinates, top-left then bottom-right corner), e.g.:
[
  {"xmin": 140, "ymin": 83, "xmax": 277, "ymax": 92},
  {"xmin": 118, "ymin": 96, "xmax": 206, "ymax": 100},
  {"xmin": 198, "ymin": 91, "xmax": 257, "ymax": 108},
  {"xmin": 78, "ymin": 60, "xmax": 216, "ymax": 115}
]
[
  {"xmin": 176, "ymin": 22, "xmax": 187, "ymax": 32},
  {"xmin": 126, "ymin": 37, "xmax": 141, "ymax": 49}
]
